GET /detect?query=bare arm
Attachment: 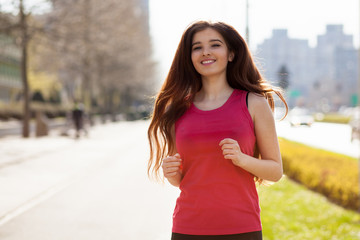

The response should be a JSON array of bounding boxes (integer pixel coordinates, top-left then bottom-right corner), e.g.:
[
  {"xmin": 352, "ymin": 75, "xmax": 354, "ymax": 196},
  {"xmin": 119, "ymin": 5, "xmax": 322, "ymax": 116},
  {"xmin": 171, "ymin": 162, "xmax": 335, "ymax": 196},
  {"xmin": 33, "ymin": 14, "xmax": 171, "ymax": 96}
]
[
  {"xmin": 162, "ymin": 126, "xmax": 183, "ymax": 187},
  {"xmin": 219, "ymin": 93, "xmax": 283, "ymax": 182}
]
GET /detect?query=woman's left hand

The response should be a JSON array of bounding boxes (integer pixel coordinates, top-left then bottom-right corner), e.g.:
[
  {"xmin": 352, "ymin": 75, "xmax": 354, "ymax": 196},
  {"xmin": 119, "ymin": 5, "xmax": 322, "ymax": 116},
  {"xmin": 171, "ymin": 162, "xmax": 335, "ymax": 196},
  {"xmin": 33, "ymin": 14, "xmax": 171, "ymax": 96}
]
[{"xmin": 219, "ymin": 138, "xmax": 246, "ymax": 167}]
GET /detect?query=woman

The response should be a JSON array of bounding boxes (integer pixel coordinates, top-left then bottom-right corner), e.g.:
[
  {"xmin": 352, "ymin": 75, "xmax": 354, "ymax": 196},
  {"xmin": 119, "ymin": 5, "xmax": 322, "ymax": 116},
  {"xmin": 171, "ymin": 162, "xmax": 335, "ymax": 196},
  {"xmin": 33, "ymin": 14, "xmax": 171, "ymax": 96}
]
[{"xmin": 147, "ymin": 21, "xmax": 287, "ymax": 240}]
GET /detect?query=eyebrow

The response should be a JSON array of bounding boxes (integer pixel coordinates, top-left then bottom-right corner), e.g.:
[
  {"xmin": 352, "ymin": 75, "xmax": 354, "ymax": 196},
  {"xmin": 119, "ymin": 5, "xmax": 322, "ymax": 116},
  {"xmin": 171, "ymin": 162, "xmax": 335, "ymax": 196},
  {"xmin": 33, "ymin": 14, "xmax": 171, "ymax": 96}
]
[{"xmin": 192, "ymin": 39, "xmax": 223, "ymax": 46}]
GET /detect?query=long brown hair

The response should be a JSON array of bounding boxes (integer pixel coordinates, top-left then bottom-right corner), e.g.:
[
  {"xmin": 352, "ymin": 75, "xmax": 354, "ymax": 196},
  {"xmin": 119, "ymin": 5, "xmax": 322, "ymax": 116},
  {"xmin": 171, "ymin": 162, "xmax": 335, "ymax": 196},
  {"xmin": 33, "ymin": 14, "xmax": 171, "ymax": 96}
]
[{"xmin": 147, "ymin": 21, "xmax": 287, "ymax": 180}]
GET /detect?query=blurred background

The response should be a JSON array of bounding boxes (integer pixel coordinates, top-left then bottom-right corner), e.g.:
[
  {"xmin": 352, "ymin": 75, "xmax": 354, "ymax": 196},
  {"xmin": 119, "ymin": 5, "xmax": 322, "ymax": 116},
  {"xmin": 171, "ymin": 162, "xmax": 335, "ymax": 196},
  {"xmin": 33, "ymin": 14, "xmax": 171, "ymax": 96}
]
[
  {"xmin": 0, "ymin": 0, "xmax": 359, "ymax": 134},
  {"xmin": 0, "ymin": 0, "xmax": 359, "ymax": 239}
]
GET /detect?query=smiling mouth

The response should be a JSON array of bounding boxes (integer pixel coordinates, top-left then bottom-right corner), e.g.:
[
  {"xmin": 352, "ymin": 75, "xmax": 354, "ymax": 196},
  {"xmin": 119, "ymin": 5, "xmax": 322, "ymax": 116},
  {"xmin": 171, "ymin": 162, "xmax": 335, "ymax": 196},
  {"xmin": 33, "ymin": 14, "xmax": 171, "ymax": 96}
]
[{"xmin": 201, "ymin": 60, "xmax": 216, "ymax": 65}]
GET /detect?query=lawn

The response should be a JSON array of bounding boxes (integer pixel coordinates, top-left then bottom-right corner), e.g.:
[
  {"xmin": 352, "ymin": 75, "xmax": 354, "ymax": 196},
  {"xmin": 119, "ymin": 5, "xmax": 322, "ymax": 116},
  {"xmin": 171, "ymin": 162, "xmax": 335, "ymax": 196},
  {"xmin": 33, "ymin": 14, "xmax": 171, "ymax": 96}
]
[{"xmin": 259, "ymin": 176, "xmax": 360, "ymax": 240}]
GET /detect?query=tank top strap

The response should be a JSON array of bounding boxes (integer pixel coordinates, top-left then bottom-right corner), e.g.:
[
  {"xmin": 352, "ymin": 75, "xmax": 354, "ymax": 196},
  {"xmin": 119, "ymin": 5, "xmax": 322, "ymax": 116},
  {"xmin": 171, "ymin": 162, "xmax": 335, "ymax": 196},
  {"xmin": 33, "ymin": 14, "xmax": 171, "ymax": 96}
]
[{"xmin": 231, "ymin": 89, "xmax": 249, "ymax": 109}]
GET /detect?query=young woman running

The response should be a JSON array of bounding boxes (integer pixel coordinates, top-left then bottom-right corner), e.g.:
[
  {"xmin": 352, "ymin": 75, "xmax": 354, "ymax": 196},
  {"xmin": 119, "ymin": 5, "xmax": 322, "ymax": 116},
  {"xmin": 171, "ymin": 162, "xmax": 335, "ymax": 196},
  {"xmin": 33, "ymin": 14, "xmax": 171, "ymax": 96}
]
[{"xmin": 148, "ymin": 21, "xmax": 287, "ymax": 240}]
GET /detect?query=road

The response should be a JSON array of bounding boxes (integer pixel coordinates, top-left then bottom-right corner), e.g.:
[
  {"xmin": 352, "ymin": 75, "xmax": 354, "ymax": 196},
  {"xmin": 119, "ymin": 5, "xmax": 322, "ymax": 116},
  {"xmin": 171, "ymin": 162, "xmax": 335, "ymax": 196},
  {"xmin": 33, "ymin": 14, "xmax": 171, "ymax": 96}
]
[
  {"xmin": 276, "ymin": 120, "xmax": 359, "ymax": 158},
  {"xmin": 0, "ymin": 120, "xmax": 179, "ymax": 240}
]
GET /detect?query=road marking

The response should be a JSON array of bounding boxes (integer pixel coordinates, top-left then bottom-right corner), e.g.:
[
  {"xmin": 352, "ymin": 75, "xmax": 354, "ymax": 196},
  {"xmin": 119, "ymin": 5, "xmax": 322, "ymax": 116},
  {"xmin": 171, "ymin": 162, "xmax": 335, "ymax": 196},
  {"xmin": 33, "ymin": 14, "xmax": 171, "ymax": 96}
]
[{"xmin": 0, "ymin": 176, "xmax": 74, "ymax": 226}]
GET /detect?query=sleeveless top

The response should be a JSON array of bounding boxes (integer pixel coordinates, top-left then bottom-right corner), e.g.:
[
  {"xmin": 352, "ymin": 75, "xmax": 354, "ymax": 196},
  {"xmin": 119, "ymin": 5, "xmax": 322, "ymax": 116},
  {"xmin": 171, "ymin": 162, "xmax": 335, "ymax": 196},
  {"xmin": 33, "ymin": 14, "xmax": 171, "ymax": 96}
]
[{"xmin": 173, "ymin": 89, "xmax": 261, "ymax": 235}]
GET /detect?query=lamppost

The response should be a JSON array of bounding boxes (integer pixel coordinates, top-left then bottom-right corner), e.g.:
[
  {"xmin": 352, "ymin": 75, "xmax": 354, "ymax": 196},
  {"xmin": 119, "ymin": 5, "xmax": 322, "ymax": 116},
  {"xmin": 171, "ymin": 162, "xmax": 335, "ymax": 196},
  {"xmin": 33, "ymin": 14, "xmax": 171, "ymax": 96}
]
[{"xmin": 245, "ymin": 0, "xmax": 250, "ymax": 45}]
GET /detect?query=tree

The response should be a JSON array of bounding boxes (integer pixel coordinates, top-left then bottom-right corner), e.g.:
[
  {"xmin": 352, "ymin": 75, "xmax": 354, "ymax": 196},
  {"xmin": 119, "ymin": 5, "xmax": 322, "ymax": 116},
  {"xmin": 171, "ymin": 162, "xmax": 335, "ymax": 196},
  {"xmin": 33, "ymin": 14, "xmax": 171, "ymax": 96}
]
[
  {"xmin": 39, "ymin": 0, "xmax": 155, "ymax": 119},
  {"xmin": 0, "ymin": 0, "xmax": 50, "ymax": 137},
  {"xmin": 1, "ymin": 0, "xmax": 156, "ymax": 132},
  {"xmin": 278, "ymin": 65, "xmax": 290, "ymax": 90}
]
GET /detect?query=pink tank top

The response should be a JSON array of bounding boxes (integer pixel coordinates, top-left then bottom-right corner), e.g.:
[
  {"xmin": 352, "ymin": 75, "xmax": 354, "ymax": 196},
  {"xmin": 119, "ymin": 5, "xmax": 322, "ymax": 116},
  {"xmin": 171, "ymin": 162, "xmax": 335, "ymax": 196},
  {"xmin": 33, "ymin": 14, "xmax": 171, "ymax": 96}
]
[{"xmin": 174, "ymin": 89, "xmax": 261, "ymax": 235}]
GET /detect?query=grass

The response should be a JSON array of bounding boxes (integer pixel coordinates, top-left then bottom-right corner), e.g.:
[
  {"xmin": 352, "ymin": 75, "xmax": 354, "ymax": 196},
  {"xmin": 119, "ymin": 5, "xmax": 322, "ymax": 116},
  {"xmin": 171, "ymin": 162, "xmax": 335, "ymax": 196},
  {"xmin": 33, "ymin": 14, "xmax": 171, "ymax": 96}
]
[{"xmin": 259, "ymin": 176, "xmax": 360, "ymax": 240}]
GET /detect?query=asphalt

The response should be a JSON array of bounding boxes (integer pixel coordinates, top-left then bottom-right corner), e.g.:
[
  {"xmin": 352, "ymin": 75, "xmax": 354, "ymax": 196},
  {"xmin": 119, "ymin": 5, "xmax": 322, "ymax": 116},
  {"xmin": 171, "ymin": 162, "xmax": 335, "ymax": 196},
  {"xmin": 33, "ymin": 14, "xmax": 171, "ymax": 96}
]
[
  {"xmin": 0, "ymin": 120, "xmax": 172, "ymax": 229},
  {"xmin": 0, "ymin": 122, "xmax": 90, "ymax": 223}
]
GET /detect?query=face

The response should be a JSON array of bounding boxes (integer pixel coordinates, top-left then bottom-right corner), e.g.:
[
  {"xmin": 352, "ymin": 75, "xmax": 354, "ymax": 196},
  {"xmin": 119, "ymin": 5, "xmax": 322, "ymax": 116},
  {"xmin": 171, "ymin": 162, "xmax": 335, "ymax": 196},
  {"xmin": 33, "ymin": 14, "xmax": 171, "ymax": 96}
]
[{"xmin": 191, "ymin": 28, "xmax": 234, "ymax": 79}]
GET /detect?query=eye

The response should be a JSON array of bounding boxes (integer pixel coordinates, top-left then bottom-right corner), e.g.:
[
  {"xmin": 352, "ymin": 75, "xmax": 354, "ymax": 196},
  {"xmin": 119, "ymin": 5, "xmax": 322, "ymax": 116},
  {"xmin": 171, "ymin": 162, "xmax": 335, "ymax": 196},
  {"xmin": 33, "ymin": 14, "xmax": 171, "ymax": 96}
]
[
  {"xmin": 212, "ymin": 44, "xmax": 221, "ymax": 48},
  {"xmin": 192, "ymin": 46, "xmax": 202, "ymax": 51}
]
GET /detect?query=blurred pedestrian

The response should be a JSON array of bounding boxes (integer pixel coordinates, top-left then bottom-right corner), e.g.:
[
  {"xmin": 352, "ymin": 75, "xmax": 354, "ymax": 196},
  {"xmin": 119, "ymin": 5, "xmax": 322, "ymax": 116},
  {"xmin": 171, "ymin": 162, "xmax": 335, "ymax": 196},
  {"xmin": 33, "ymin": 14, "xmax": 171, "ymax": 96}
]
[
  {"xmin": 147, "ymin": 21, "xmax": 288, "ymax": 240},
  {"xmin": 72, "ymin": 101, "xmax": 85, "ymax": 138}
]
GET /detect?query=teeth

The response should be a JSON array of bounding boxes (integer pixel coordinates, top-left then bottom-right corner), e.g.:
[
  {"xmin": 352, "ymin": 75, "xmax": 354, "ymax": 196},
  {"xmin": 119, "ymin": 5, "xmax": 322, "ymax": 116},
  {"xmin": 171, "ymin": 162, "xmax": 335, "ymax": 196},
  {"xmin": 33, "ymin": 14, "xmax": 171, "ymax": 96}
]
[{"xmin": 202, "ymin": 60, "xmax": 215, "ymax": 64}]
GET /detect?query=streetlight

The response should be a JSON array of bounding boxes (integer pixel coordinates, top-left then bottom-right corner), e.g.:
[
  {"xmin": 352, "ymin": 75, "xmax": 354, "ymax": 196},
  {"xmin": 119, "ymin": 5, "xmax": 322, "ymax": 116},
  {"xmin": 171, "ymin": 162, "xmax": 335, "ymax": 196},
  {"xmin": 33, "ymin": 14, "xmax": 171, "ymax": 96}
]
[{"xmin": 245, "ymin": 0, "xmax": 250, "ymax": 45}]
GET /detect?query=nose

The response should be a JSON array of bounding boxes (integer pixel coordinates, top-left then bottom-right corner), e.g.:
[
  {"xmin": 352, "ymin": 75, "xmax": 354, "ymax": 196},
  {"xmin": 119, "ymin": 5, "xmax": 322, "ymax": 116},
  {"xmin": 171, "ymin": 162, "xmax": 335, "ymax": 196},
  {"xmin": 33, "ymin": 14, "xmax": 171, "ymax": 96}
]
[{"xmin": 202, "ymin": 47, "xmax": 210, "ymax": 56}]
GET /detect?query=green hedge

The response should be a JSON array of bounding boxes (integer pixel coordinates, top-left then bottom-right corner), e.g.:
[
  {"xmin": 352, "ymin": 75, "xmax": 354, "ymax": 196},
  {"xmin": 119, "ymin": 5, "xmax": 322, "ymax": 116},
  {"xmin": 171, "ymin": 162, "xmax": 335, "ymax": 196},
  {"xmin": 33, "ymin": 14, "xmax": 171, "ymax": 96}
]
[{"xmin": 279, "ymin": 138, "xmax": 358, "ymax": 211}]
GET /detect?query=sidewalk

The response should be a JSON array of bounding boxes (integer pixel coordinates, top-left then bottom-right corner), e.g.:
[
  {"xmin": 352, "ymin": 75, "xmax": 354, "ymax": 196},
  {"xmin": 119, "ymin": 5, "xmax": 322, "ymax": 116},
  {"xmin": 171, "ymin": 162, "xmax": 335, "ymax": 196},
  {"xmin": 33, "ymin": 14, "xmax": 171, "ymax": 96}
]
[
  {"xmin": 0, "ymin": 118, "xmax": 68, "ymax": 138},
  {"xmin": 0, "ymin": 120, "xmax": 21, "ymax": 129},
  {"xmin": 0, "ymin": 116, "xmax": 119, "ymax": 169},
  {"xmin": 0, "ymin": 131, "xmax": 72, "ymax": 168},
  {"xmin": 0, "ymin": 121, "xmax": 140, "ymax": 226}
]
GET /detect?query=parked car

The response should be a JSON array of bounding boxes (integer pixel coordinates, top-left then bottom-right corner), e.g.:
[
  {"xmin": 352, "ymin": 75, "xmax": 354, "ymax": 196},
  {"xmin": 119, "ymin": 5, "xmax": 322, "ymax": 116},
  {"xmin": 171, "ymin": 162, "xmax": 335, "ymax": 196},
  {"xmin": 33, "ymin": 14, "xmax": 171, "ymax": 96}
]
[{"xmin": 288, "ymin": 107, "xmax": 314, "ymax": 127}]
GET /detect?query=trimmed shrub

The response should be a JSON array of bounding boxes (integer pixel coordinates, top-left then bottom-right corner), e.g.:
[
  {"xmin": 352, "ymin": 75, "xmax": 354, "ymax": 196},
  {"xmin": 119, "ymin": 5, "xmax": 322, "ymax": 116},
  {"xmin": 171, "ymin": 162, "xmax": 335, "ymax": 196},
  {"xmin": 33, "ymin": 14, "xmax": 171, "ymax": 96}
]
[{"xmin": 279, "ymin": 138, "xmax": 358, "ymax": 211}]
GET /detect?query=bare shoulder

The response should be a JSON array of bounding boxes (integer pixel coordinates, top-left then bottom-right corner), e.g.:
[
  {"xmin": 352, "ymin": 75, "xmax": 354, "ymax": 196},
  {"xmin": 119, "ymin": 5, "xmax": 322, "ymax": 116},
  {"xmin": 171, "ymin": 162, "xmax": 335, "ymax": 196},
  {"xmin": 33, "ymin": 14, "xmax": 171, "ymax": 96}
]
[
  {"xmin": 248, "ymin": 92, "xmax": 268, "ymax": 107},
  {"xmin": 248, "ymin": 93, "xmax": 272, "ymax": 118}
]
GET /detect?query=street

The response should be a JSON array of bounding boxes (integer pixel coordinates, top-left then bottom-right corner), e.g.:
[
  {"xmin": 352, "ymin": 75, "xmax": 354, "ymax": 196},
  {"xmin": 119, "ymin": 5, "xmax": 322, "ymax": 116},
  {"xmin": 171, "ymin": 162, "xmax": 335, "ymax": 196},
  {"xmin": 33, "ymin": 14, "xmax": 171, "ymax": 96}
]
[
  {"xmin": 276, "ymin": 120, "xmax": 359, "ymax": 158},
  {"xmin": 0, "ymin": 119, "xmax": 357, "ymax": 240},
  {"xmin": 0, "ymin": 120, "xmax": 179, "ymax": 240}
]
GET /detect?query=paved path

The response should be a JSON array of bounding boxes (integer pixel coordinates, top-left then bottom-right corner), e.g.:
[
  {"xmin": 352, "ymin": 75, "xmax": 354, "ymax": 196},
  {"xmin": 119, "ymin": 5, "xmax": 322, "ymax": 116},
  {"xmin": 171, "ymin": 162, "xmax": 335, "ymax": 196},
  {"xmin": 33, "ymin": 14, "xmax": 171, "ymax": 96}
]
[{"xmin": 0, "ymin": 120, "xmax": 179, "ymax": 240}]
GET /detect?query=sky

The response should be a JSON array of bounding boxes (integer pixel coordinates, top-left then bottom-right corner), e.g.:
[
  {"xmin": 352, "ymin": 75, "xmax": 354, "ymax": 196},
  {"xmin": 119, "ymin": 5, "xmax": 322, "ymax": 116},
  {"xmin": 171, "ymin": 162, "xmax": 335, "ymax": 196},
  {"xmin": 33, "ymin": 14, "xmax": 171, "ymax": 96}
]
[
  {"xmin": 0, "ymin": 0, "xmax": 50, "ymax": 13},
  {"xmin": 149, "ymin": 0, "xmax": 359, "ymax": 78}
]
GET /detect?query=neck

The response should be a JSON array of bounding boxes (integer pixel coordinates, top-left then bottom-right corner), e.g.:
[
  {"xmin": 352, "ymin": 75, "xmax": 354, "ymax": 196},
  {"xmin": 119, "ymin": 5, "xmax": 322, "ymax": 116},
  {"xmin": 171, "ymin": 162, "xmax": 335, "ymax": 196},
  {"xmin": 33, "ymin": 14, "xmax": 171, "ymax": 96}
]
[{"xmin": 198, "ymin": 75, "xmax": 233, "ymax": 100}]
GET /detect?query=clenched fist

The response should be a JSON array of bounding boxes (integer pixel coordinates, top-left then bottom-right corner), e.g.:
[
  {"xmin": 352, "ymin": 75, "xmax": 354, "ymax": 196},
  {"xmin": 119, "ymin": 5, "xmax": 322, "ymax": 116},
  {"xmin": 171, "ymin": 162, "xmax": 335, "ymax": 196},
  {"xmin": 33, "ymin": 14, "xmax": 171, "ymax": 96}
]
[{"xmin": 162, "ymin": 153, "xmax": 182, "ymax": 179}]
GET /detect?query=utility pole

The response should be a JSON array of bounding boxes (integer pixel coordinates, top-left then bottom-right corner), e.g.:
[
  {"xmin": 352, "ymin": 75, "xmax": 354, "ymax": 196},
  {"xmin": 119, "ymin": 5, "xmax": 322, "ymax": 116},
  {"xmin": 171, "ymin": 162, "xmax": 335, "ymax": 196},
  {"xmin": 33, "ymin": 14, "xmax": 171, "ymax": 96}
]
[
  {"xmin": 358, "ymin": 0, "xmax": 360, "ymax": 213},
  {"xmin": 245, "ymin": 0, "xmax": 250, "ymax": 46}
]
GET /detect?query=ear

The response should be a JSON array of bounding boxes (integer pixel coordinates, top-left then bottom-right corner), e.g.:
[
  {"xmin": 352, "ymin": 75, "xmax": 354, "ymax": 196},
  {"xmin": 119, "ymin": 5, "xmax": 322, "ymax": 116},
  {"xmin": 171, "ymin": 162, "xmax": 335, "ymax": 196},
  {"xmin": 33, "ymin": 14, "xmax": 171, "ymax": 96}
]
[{"xmin": 228, "ymin": 52, "xmax": 235, "ymax": 62}]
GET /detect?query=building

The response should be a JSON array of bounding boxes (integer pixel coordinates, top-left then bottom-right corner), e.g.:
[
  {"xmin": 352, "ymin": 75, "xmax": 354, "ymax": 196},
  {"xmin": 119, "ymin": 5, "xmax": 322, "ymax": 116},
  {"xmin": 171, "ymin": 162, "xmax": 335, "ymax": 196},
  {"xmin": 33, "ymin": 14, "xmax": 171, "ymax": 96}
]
[
  {"xmin": 138, "ymin": 0, "xmax": 149, "ymax": 32},
  {"xmin": 256, "ymin": 25, "xmax": 358, "ymax": 111},
  {"xmin": 0, "ymin": 33, "xmax": 21, "ymax": 103},
  {"xmin": 314, "ymin": 25, "xmax": 357, "ymax": 109},
  {"xmin": 256, "ymin": 29, "xmax": 314, "ymax": 108}
]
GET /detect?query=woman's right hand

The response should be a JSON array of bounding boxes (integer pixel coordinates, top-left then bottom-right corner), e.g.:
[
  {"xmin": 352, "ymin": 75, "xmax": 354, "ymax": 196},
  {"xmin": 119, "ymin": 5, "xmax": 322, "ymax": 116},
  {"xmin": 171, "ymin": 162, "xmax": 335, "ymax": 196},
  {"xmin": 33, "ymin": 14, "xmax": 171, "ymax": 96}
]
[{"xmin": 162, "ymin": 153, "xmax": 182, "ymax": 185}]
